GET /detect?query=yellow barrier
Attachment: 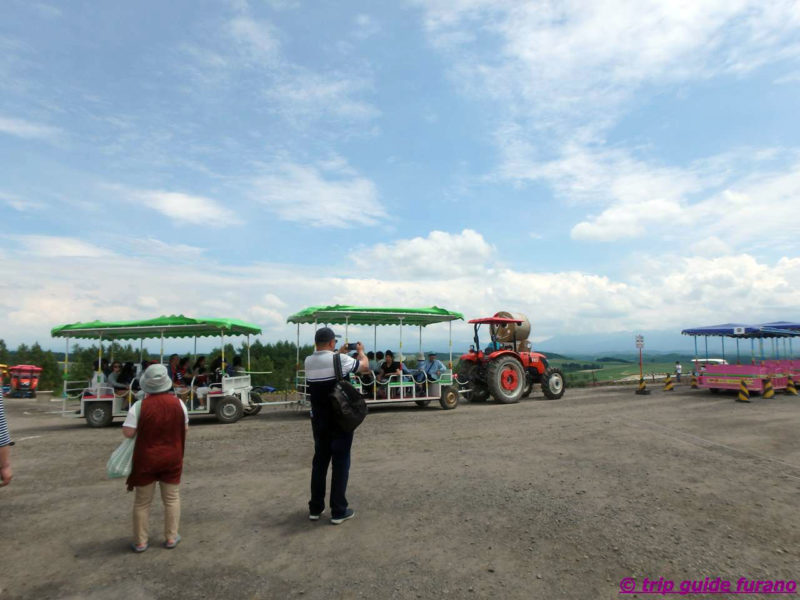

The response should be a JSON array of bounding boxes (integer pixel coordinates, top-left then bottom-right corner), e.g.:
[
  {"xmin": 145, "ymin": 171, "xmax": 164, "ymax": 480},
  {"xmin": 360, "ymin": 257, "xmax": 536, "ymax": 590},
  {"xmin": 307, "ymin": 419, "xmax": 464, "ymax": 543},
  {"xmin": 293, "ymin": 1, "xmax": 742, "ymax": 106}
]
[{"xmin": 737, "ymin": 378, "xmax": 750, "ymax": 403}]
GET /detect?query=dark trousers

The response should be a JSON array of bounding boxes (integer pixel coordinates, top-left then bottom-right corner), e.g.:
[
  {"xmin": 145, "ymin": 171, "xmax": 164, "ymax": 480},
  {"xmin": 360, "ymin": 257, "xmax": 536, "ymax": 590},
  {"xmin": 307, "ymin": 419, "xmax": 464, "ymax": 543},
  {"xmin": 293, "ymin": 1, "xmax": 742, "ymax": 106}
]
[{"xmin": 309, "ymin": 421, "xmax": 353, "ymax": 518}]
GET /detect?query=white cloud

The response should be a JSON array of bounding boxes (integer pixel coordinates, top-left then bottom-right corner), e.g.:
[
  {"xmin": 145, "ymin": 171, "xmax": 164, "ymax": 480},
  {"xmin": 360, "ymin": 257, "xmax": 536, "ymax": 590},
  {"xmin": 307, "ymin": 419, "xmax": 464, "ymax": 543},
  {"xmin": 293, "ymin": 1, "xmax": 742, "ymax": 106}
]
[
  {"xmin": 690, "ymin": 237, "xmax": 733, "ymax": 257},
  {"xmin": 129, "ymin": 237, "xmax": 206, "ymax": 260},
  {"xmin": 264, "ymin": 70, "xmax": 380, "ymax": 123},
  {"xmin": 132, "ymin": 189, "xmax": 243, "ymax": 227},
  {"xmin": 0, "ymin": 115, "xmax": 61, "ymax": 140},
  {"xmin": 5, "ymin": 235, "xmax": 112, "ymax": 258},
  {"xmin": 354, "ymin": 14, "xmax": 381, "ymax": 39},
  {"xmin": 351, "ymin": 229, "xmax": 494, "ymax": 278},
  {"xmin": 251, "ymin": 162, "xmax": 382, "ymax": 227},
  {"xmin": 1, "ymin": 232, "xmax": 799, "ymax": 348},
  {"xmin": 415, "ymin": 1, "xmax": 800, "ymax": 130},
  {"xmin": 228, "ymin": 16, "xmax": 281, "ymax": 62},
  {"xmin": 0, "ymin": 192, "xmax": 44, "ymax": 212}
]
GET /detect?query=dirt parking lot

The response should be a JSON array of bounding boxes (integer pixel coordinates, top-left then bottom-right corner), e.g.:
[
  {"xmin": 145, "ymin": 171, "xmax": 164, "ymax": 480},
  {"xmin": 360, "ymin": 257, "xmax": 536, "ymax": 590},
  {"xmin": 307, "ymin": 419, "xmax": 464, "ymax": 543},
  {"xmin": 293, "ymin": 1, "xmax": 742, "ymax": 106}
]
[{"xmin": 1, "ymin": 385, "xmax": 799, "ymax": 599}]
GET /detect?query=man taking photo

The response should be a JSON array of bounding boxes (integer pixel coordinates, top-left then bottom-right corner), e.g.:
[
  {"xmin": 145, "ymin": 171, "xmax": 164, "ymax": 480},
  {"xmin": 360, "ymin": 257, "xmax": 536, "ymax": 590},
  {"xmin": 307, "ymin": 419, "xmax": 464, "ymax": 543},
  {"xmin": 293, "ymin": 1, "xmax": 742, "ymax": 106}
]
[{"xmin": 304, "ymin": 327, "xmax": 369, "ymax": 524}]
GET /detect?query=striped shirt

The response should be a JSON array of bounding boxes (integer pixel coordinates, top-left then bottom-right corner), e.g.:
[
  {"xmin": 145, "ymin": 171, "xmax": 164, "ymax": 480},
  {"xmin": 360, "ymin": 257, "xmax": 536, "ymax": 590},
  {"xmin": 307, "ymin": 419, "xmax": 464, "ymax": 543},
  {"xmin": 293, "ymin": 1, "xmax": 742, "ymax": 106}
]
[
  {"xmin": 304, "ymin": 351, "xmax": 358, "ymax": 384},
  {"xmin": 0, "ymin": 387, "xmax": 10, "ymax": 447}
]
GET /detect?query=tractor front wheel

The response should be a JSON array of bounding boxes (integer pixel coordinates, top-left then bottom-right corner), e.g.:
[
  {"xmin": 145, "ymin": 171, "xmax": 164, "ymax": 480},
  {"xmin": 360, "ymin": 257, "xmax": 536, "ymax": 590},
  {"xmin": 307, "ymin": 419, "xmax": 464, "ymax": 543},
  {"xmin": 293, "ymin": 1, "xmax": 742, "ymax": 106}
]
[
  {"xmin": 541, "ymin": 367, "xmax": 565, "ymax": 399},
  {"xmin": 487, "ymin": 356, "xmax": 525, "ymax": 404}
]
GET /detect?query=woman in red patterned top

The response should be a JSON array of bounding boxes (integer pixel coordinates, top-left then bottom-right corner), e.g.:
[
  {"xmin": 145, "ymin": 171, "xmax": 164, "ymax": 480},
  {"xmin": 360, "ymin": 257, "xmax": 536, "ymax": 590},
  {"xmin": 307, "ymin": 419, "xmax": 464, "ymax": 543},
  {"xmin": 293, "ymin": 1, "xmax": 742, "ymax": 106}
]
[{"xmin": 122, "ymin": 364, "xmax": 188, "ymax": 552}]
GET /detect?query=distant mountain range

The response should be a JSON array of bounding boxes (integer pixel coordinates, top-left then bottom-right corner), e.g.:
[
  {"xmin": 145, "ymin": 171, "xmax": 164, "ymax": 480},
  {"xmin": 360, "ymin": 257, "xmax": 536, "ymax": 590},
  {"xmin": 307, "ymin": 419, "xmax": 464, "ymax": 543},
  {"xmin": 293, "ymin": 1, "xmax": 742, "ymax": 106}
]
[{"xmin": 537, "ymin": 329, "xmax": 698, "ymax": 358}]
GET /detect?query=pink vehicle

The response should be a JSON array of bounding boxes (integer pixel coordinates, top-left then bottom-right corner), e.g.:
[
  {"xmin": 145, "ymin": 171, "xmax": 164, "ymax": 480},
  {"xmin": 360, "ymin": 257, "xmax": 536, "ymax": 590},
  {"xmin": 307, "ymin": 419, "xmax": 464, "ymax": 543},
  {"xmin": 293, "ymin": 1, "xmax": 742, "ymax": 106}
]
[{"xmin": 682, "ymin": 322, "xmax": 800, "ymax": 394}]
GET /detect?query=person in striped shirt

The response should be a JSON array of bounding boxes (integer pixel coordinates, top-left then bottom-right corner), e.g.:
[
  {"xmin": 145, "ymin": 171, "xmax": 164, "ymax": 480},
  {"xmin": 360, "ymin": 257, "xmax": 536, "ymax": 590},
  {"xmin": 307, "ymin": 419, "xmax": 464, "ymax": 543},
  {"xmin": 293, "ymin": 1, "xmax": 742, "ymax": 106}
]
[{"xmin": 0, "ymin": 384, "xmax": 12, "ymax": 487}]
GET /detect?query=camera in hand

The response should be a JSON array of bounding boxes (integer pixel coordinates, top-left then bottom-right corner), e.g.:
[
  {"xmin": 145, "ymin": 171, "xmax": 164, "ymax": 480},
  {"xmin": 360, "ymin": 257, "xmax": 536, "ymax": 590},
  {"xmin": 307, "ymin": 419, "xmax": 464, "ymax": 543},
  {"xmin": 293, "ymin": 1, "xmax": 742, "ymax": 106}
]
[{"xmin": 346, "ymin": 342, "xmax": 358, "ymax": 351}]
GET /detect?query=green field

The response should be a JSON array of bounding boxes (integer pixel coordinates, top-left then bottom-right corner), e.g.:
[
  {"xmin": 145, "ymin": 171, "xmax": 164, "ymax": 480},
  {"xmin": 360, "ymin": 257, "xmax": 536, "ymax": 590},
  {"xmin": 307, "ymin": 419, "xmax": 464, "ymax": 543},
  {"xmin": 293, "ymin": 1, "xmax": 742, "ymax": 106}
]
[{"xmin": 547, "ymin": 358, "xmax": 688, "ymax": 387}]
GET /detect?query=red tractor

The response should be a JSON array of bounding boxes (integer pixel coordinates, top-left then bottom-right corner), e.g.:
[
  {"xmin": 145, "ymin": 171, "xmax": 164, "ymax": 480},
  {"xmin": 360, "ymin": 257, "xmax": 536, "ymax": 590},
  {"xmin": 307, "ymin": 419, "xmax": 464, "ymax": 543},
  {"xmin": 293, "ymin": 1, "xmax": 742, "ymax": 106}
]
[{"xmin": 456, "ymin": 312, "xmax": 564, "ymax": 403}]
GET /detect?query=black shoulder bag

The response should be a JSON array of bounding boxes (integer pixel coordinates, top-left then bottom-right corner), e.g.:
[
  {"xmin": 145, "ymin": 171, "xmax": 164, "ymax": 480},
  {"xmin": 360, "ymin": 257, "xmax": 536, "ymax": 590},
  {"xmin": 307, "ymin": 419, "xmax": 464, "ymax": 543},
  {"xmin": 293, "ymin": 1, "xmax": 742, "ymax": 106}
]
[{"xmin": 331, "ymin": 354, "xmax": 368, "ymax": 432}]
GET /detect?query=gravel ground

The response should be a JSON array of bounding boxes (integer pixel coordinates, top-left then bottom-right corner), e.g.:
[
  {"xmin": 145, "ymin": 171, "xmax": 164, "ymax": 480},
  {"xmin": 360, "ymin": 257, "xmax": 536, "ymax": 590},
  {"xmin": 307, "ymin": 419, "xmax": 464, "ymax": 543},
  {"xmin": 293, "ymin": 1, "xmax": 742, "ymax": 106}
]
[{"xmin": 1, "ymin": 384, "xmax": 799, "ymax": 599}]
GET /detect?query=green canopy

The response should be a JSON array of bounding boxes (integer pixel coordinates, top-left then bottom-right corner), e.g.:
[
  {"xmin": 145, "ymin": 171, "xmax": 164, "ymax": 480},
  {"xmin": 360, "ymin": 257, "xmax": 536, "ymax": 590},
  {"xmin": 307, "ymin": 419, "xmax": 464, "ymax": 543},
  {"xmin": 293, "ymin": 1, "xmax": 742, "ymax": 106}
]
[
  {"xmin": 51, "ymin": 315, "xmax": 262, "ymax": 340},
  {"xmin": 286, "ymin": 305, "xmax": 463, "ymax": 327}
]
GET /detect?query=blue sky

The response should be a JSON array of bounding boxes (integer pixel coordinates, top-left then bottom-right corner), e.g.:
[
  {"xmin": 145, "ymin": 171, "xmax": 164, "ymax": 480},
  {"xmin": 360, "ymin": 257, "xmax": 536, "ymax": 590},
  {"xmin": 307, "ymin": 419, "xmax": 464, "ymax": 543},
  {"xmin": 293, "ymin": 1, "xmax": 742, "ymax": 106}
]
[{"xmin": 2, "ymin": 0, "xmax": 800, "ymax": 353}]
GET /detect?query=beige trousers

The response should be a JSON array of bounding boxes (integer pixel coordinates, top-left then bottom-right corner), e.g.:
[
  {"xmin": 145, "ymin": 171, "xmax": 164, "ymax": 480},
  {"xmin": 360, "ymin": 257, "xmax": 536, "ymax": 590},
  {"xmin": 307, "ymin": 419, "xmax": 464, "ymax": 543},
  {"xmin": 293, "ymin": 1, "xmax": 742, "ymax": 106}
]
[{"xmin": 132, "ymin": 482, "xmax": 180, "ymax": 546}]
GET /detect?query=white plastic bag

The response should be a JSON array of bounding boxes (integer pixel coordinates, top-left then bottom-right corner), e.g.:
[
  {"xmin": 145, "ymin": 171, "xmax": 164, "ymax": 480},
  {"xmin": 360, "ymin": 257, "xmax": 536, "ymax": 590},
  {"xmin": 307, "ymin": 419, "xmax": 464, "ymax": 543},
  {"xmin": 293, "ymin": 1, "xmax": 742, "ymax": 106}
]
[{"xmin": 106, "ymin": 437, "xmax": 135, "ymax": 479}]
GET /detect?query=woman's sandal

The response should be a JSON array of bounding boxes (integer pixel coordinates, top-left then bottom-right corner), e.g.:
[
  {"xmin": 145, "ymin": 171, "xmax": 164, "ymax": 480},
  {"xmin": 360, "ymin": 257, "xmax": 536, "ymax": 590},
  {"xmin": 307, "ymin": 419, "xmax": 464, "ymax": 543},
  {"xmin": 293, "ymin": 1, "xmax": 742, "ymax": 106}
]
[
  {"xmin": 164, "ymin": 534, "xmax": 182, "ymax": 549},
  {"xmin": 131, "ymin": 542, "xmax": 149, "ymax": 553}
]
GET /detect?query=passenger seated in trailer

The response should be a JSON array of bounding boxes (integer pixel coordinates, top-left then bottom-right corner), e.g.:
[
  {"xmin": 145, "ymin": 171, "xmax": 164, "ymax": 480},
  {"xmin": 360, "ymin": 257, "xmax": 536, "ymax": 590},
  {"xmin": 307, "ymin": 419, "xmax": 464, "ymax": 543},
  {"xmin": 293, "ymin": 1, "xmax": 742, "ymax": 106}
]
[
  {"xmin": 367, "ymin": 351, "xmax": 378, "ymax": 372},
  {"xmin": 378, "ymin": 350, "xmax": 402, "ymax": 383},
  {"xmin": 192, "ymin": 356, "xmax": 207, "ymax": 384},
  {"xmin": 167, "ymin": 354, "xmax": 181, "ymax": 384},
  {"xmin": 373, "ymin": 351, "xmax": 384, "ymax": 373},
  {"xmin": 414, "ymin": 351, "xmax": 447, "ymax": 383},
  {"xmin": 208, "ymin": 357, "xmax": 223, "ymax": 384},
  {"xmin": 226, "ymin": 356, "xmax": 246, "ymax": 376},
  {"xmin": 107, "ymin": 362, "xmax": 129, "ymax": 396}
]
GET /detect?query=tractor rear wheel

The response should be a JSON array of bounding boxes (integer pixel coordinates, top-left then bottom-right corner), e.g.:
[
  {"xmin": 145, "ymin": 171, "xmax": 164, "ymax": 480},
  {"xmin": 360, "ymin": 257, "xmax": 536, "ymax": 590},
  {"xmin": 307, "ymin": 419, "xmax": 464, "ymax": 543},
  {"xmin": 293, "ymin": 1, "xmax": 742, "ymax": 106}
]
[
  {"xmin": 215, "ymin": 395, "xmax": 244, "ymax": 424},
  {"xmin": 541, "ymin": 367, "xmax": 565, "ymax": 399},
  {"xmin": 486, "ymin": 356, "xmax": 525, "ymax": 404}
]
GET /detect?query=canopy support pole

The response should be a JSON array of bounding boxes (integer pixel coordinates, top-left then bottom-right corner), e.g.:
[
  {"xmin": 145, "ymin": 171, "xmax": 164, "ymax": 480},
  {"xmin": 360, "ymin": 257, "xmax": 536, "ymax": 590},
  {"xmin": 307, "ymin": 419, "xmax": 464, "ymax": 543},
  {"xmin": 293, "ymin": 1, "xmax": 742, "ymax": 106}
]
[
  {"xmin": 449, "ymin": 321, "xmax": 453, "ymax": 369},
  {"xmin": 398, "ymin": 318, "xmax": 404, "ymax": 362},
  {"xmin": 751, "ymin": 339, "xmax": 755, "ymax": 365},
  {"xmin": 704, "ymin": 337, "xmax": 708, "ymax": 362},
  {"xmin": 296, "ymin": 324, "xmax": 300, "ymax": 365},
  {"xmin": 735, "ymin": 338, "xmax": 740, "ymax": 364},
  {"xmin": 373, "ymin": 325, "xmax": 377, "ymax": 355},
  {"xmin": 759, "ymin": 338, "xmax": 764, "ymax": 364},
  {"xmin": 247, "ymin": 334, "xmax": 251, "ymax": 371},
  {"xmin": 193, "ymin": 337, "xmax": 197, "ymax": 362},
  {"xmin": 418, "ymin": 326, "xmax": 423, "ymax": 358},
  {"xmin": 160, "ymin": 332, "xmax": 164, "ymax": 362},
  {"xmin": 345, "ymin": 317, "xmax": 349, "ymax": 343},
  {"xmin": 221, "ymin": 332, "xmax": 225, "ymax": 371},
  {"xmin": 721, "ymin": 337, "xmax": 725, "ymax": 362},
  {"xmin": 97, "ymin": 334, "xmax": 103, "ymax": 377},
  {"xmin": 63, "ymin": 337, "xmax": 70, "ymax": 404},
  {"xmin": 693, "ymin": 337, "xmax": 698, "ymax": 374},
  {"xmin": 139, "ymin": 339, "xmax": 143, "ymax": 365},
  {"xmin": 398, "ymin": 317, "xmax": 404, "ymax": 399}
]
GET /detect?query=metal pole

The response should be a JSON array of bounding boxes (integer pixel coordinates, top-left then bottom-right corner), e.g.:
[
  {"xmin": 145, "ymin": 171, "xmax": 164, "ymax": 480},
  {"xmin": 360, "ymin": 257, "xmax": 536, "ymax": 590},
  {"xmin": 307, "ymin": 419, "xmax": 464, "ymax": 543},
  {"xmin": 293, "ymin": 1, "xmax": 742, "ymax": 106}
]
[
  {"xmin": 418, "ymin": 325, "xmax": 423, "ymax": 358},
  {"xmin": 448, "ymin": 321, "xmax": 453, "ymax": 369},
  {"xmin": 751, "ymin": 338, "xmax": 755, "ymax": 364},
  {"xmin": 704, "ymin": 337, "xmax": 708, "ymax": 362},
  {"xmin": 296, "ymin": 324, "xmax": 300, "ymax": 365},
  {"xmin": 97, "ymin": 334, "xmax": 103, "ymax": 377},
  {"xmin": 193, "ymin": 337, "xmax": 197, "ymax": 362},
  {"xmin": 139, "ymin": 339, "xmax": 143, "ymax": 364},
  {"xmin": 693, "ymin": 337, "xmax": 698, "ymax": 373},
  {"xmin": 247, "ymin": 334, "xmax": 251, "ymax": 371},
  {"xmin": 736, "ymin": 338, "xmax": 740, "ymax": 364},
  {"xmin": 345, "ymin": 316, "xmax": 349, "ymax": 343},
  {"xmin": 721, "ymin": 337, "xmax": 725, "ymax": 362},
  {"xmin": 221, "ymin": 332, "xmax": 225, "ymax": 371},
  {"xmin": 160, "ymin": 332, "xmax": 164, "ymax": 362}
]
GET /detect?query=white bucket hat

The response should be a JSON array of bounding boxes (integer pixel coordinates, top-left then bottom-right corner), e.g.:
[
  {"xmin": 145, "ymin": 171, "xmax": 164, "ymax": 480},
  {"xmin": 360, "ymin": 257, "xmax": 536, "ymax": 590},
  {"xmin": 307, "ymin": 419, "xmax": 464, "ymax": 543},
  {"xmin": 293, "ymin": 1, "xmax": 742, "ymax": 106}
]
[{"xmin": 139, "ymin": 364, "xmax": 172, "ymax": 394}]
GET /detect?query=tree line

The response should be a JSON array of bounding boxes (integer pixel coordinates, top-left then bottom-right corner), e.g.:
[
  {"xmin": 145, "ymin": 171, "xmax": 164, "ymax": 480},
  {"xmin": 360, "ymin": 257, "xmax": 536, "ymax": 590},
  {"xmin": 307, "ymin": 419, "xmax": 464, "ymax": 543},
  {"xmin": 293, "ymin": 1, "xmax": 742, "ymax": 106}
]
[{"xmin": 0, "ymin": 339, "xmax": 316, "ymax": 393}]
